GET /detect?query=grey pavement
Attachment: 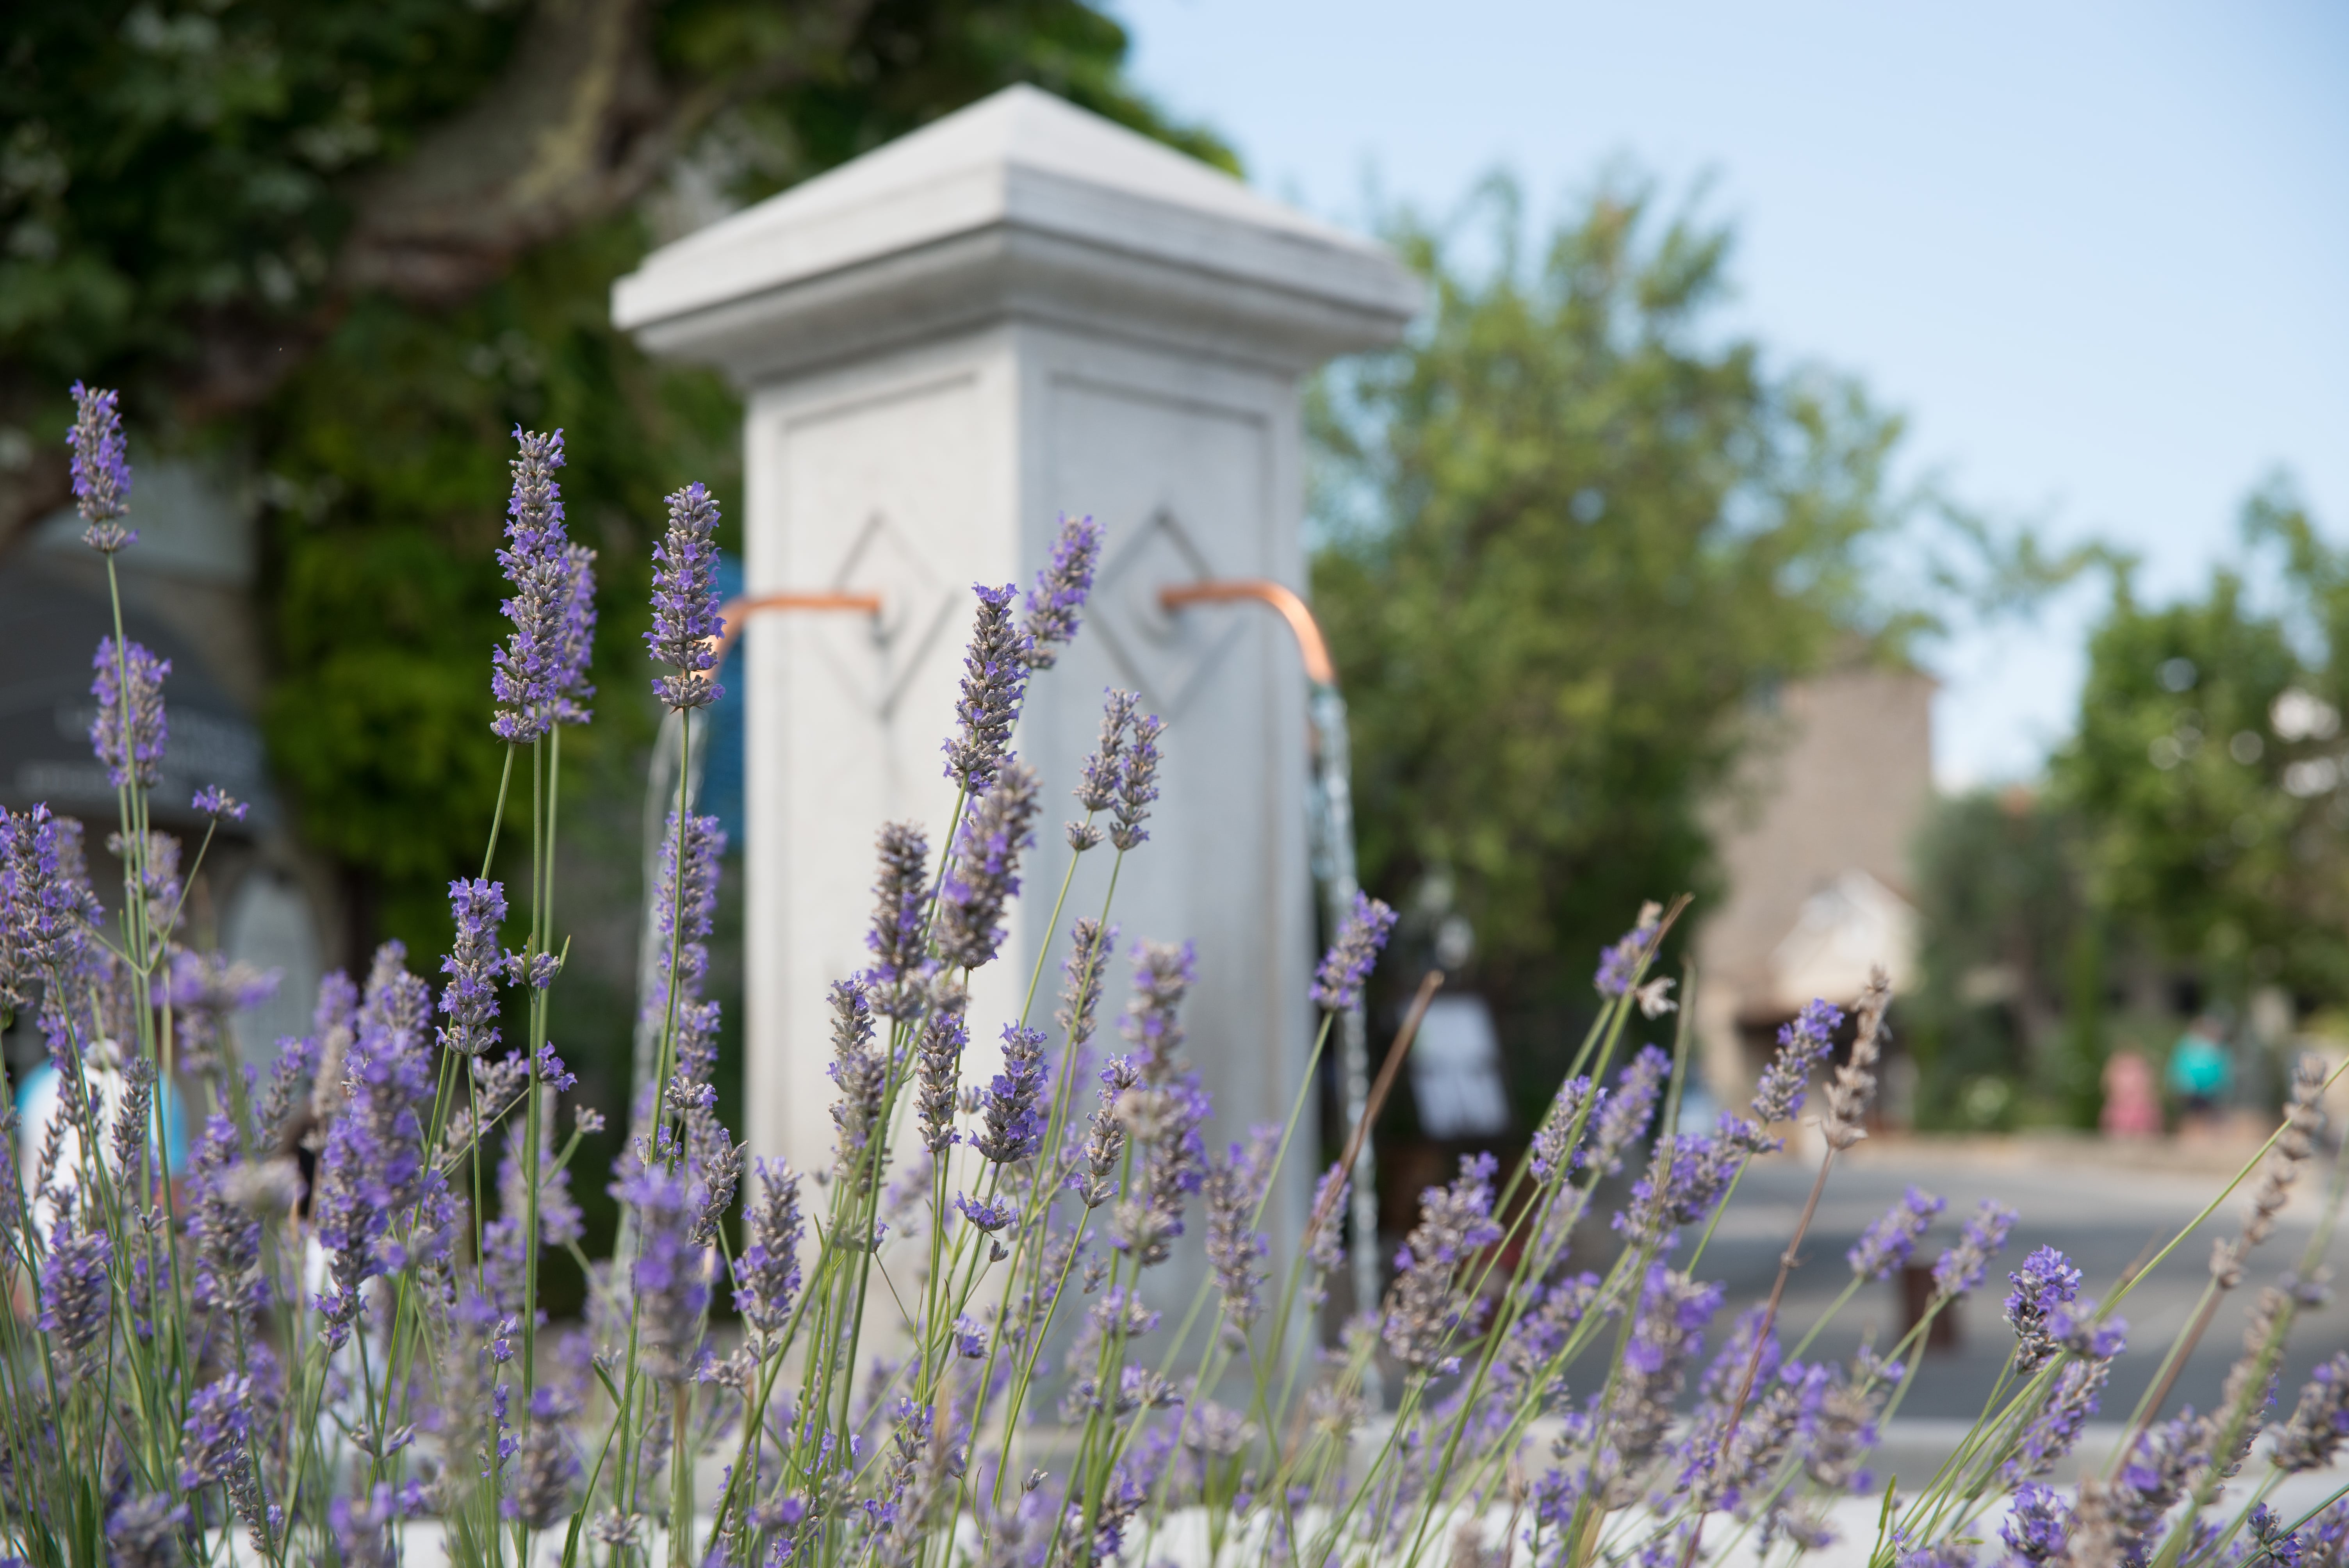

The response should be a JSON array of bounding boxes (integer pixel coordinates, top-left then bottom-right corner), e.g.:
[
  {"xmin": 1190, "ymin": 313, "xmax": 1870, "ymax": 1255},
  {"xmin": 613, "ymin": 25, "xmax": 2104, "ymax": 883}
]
[{"xmin": 1697, "ymin": 1133, "xmax": 2349, "ymax": 1429}]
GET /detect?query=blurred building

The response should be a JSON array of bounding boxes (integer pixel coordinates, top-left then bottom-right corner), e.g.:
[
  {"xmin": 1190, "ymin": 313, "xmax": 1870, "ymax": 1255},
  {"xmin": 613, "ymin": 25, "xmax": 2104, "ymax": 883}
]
[
  {"xmin": 1694, "ymin": 664, "xmax": 1936, "ymax": 1110},
  {"xmin": 0, "ymin": 461, "xmax": 328, "ymax": 1066}
]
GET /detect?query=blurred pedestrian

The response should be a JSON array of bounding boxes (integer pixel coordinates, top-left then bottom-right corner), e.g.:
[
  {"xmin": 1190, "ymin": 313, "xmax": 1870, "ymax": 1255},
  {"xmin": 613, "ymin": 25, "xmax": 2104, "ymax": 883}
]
[
  {"xmin": 2166, "ymin": 1015, "xmax": 2233, "ymax": 1132},
  {"xmin": 2101, "ymin": 1048, "xmax": 2161, "ymax": 1137}
]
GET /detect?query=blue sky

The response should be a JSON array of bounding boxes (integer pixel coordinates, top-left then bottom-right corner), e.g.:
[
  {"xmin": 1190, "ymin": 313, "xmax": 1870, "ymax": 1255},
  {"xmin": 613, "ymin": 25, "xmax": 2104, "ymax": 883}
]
[{"xmin": 1110, "ymin": 0, "xmax": 2349, "ymax": 788}]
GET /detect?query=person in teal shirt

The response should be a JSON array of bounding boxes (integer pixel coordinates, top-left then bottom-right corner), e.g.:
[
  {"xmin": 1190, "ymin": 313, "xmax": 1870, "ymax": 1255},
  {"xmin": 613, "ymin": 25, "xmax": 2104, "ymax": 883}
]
[{"xmin": 2166, "ymin": 1016, "xmax": 2232, "ymax": 1119}]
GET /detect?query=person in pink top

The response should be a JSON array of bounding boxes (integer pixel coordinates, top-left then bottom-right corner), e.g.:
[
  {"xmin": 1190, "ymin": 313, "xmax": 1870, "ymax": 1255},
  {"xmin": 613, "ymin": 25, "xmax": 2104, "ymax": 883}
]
[{"xmin": 2101, "ymin": 1048, "xmax": 2162, "ymax": 1137}]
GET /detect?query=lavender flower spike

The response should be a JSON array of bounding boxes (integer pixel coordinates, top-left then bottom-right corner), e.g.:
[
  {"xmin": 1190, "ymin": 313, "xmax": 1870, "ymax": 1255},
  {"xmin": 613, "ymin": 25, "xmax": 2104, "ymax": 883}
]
[
  {"xmin": 1740, "ymin": 997, "xmax": 1843, "ymax": 1142},
  {"xmin": 733, "ymin": 1160, "xmax": 806, "ymax": 1347},
  {"xmin": 1382, "ymin": 1152, "xmax": 1504, "ymax": 1368},
  {"xmin": 973, "ymin": 1025, "xmax": 1047, "ymax": 1163},
  {"xmin": 90, "ymin": 637, "xmax": 169, "ymax": 790},
  {"xmin": 1848, "ymin": 1186, "xmax": 1945, "ymax": 1281},
  {"xmin": 2004, "ymin": 1245, "xmax": 2083, "ymax": 1371},
  {"xmin": 1931, "ymin": 1199, "xmax": 2019, "ymax": 1299},
  {"xmin": 1204, "ymin": 1126, "xmax": 1277, "ymax": 1339},
  {"xmin": 943, "ymin": 582, "xmax": 1029, "ymax": 792},
  {"xmin": 39, "ymin": 1199, "xmax": 113, "ymax": 1372},
  {"xmin": 492, "ymin": 428, "xmax": 574, "ymax": 742},
  {"xmin": 552, "ymin": 542, "xmax": 598, "ymax": 727},
  {"xmin": 1023, "ymin": 513, "xmax": 1104, "ymax": 669},
  {"xmin": 1070, "ymin": 688, "xmax": 1139, "ymax": 850},
  {"xmin": 1109, "ymin": 712, "xmax": 1165, "ymax": 851},
  {"xmin": 68, "ymin": 381, "xmax": 134, "ymax": 552},
  {"xmin": 934, "ymin": 760, "xmax": 1040, "ymax": 971},
  {"xmin": 438, "ymin": 877, "xmax": 507, "ymax": 1056},
  {"xmin": 646, "ymin": 481, "xmax": 725, "ymax": 711},
  {"xmin": 191, "ymin": 786, "xmax": 248, "ymax": 823},
  {"xmin": 864, "ymin": 821, "xmax": 930, "ymax": 1017},
  {"xmin": 1312, "ymin": 891, "xmax": 1398, "ymax": 1012},
  {"xmin": 1594, "ymin": 900, "xmax": 1662, "ymax": 997}
]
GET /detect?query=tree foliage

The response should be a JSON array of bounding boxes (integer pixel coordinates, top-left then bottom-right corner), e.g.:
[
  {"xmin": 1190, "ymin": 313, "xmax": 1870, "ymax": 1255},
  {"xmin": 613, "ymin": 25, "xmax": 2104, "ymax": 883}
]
[
  {"xmin": 2051, "ymin": 483, "xmax": 2349, "ymax": 1006},
  {"xmin": 5, "ymin": 0, "xmax": 1224, "ymax": 949},
  {"xmin": 1311, "ymin": 176, "xmax": 1912, "ymax": 1035}
]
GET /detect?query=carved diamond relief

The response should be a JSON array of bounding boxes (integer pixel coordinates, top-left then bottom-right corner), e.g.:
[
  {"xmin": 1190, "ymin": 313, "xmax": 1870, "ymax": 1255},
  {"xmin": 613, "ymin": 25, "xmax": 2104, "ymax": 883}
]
[
  {"xmin": 811, "ymin": 511, "xmax": 958, "ymax": 714},
  {"xmin": 1089, "ymin": 509, "xmax": 1242, "ymax": 716}
]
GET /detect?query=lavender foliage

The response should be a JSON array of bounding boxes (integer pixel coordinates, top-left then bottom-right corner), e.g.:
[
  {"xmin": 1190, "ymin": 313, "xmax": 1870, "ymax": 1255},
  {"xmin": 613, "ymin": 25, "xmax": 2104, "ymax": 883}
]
[
  {"xmin": 68, "ymin": 381, "xmax": 134, "ymax": 551},
  {"xmin": 1311, "ymin": 890, "xmax": 1398, "ymax": 1012},
  {"xmin": 646, "ymin": 481, "xmax": 725, "ymax": 710},
  {"xmin": 90, "ymin": 637, "xmax": 169, "ymax": 789}
]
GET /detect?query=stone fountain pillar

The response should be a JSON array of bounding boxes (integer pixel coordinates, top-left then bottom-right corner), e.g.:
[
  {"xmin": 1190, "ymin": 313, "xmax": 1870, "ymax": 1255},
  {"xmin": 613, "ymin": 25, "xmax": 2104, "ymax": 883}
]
[{"xmin": 614, "ymin": 86, "xmax": 1417, "ymax": 1265}]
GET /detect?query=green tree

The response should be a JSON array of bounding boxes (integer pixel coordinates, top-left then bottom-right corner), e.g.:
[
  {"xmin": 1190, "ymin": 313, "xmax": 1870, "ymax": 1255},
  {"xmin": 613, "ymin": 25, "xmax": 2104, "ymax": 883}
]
[
  {"xmin": 4, "ymin": 0, "xmax": 1227, "ymax": 949},
  {"xmin": 1311, "ymin": 176, "xmax": 1918, "ymax": 1078},
  {"xmin": 1903, "ymin": 788, "xmax": 2100, "ymax": 1129},
  {"xmin": 2050, "ymin": 483, "xmax": 2349, "ymax": 1009}
]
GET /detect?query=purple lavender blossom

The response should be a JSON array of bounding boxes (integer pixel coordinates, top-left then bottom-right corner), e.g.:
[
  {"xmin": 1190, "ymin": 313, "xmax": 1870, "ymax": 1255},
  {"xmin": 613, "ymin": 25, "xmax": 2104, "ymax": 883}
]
[
  {"xmin": 506, "ymin": 1386, "xmax": 580, "ymax": 1529},
  {"xmin": 1311, "ymin": 891, "xmax": 1398, "ymax": 1012},
  {"xmin": 188, "ymin": 1112, "xmax": 265, "ymax": 1322},
  {"xmin": 438, "ymin": 877, "xmax": 506, "ymax": 1057},
  {"xmin": 864, "ymin": 821, "xmax": 930, "ymax": 1017},
  {"xmin": 1614, "ymin": 1121, "xmax": 1743, "ymax": 1247},
  {"xmin": 1589, "ymin": 1044, "xmax": 1670, "ymax": 1173},
  {"xmin": 645, "ymin": 481, "xmax": 725, "ymax": 711},
  {"xmin": 105, "ymin": 1494, "xmax": 188, "ymax": 1568},
  {"xmin": 616, "ymin": 1162, "xmax": 710, "ymax": 1379},
  {"xmin": 38, "ymin": 1199, "xmax": 112, "ymax": 1371},
  {"xmin": 491, "ymin": 428, "xmax": 575, "ymax": 742},
  {"xmin": 973, "ymin": 1024, "xmax": 1047, "ymax": 1163},
  {"xmin": 90, "ymin": 636, "xmax": 169, "ymax": 789},
  {"xmin": 310, "ymin": 943, "xmax": 442, "ymax": 1347},
  {"xmin": 1108, "ymin": 713, "xmax": 1164, "ymax": 852},
  {"xmin": 1124, "ymin": 940, "xmax": 1196, "ymax": 1076},
  {"xmin": 1022, "ymin": 513, "xmax": 1103, "ymax": 669},
  {"xmin": 826, "ymin": 978, "xmax": 885, "ymax": 1184},
  {"xmin": 956, "ymin": 1193, "xmax": 1018, "ymax": 1232},
  {"xmin": 916, "ymin": 1003, "xmax": 967, "ymax": 1155},
  {"xmin": 2275, "ymin": 1351, "xmax": 2349, "ymax": 1472},
  {"xmin": 1071, "ymin": 1057, "xmax": 1135, "ymax": 1210},
  {"xmin": 68, "ymin": 381, "xmax": 134, "ymax": 551},
  {"xmin": 1848, "ymin": 1186, "xmax": 1945, "ymax": 1281},
  {"xmin": 1528, "ymin": 1076, "xmax": 1598, "ymax": 1181},
  {"xmin": 1383, "ymin": 1152, "xmax": 1505, "ymax": 1368},
  {"xmin": 482, "ymin": 1119, "xmax": 583, "ymax": 1315},
  {"xmin": 1071, "ymin": 690, "xmax": 1139, "ymax": 849},
  {"xmin": 733, "ymin": 1160, "xmax": 804, "ymax": 1345},
  {"xmin": 934, "ymin": 762, "xmax": 1039, "ymax": 971},
  {"xmin": 191, "ymin": 785, "xmax": 248, "ymax": 823},
  {"xmin": 2001, "ymin": 1482, "xmax": 2071, "ymax": 1564},
  {"xmin": 1581, "ymin": 1265, "xmax": 1723, "ymax": 1504},
  {"xmin": 1745, "ymin": 998, "xmax": 1842, "ymax": 1133},
  {"xmin": 1204, "ymin": 1125, "xmax": 1277, "ymax": 1337},
  {"xmin": 551, "ymin": 542, "xmax": 597, "ymax": 727},
  {"xmin": 1931, "ymin": 1200, "xmax": 2019, "ymax": 1299},
  {"xmin": 1307, "ymin": 1162, "xmax": 1348, "ymax": 1273},
  {"xmin": 2004, "ymin": 1246, "xmax": 2083, "ymax": 1370},
  {"xmin": 1056, "ymin": 917, "xmax": 1114, "ymax": 1051},
  {"xmin": 644, "ymin": 809, "xmax": 724, "ymax": 1027},
  {"xmin": 2001, "ymin": 1356, "xmax": 2110, "ymax": 1484},
  {"xmin": 1593, "ymin": 902, "xmax": 1662, "ymax": 997},
  {"xmin": 2, "ymin": 804, "xmax": 102, "ymax": 1002},
  {"xmin": 942, "ymin": 583, "xmax": 1028, "ymax": 793}
]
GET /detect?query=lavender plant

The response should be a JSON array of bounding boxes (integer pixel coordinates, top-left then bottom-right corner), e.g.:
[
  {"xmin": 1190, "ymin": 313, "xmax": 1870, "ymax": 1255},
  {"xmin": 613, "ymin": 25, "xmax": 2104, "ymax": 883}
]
[{"xmin": 7, "ymin": 389, "xmax": 2349, "ymax": 1568}]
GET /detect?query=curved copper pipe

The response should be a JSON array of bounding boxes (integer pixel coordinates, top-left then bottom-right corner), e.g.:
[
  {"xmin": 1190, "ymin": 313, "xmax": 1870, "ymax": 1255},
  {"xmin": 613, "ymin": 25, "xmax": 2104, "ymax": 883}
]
[
  {"xmin": 1157, "ymin": 579, "xmax": 1335, "ymax": 685},
  {"xmin": 708, "ymin": 591, "xmax": 883, "ymax": 670}
]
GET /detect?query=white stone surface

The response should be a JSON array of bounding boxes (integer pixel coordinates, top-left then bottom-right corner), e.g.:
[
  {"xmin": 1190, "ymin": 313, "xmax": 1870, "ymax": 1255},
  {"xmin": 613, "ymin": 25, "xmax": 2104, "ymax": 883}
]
[{"xmin": 614, "ymin": 88, "xmax": 1419, "ymax": 1269}]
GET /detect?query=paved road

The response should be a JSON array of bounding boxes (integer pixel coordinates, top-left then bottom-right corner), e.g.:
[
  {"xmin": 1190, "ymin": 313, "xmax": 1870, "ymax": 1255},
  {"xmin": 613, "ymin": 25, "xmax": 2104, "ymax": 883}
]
[{"xmin": 1691, "ymin": 1133, "xmax": 2349, "ymax": 1427}]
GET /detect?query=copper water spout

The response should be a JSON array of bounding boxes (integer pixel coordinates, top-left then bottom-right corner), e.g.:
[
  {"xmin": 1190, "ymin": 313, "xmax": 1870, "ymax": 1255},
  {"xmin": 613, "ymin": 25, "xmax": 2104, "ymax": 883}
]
[
  {"xmin": 708, "ymin": 591, "xmax": 884, "ymax": 670},
  {"xmin": 1156, "ymin": 579, "xmax": 1336, "ymax": 685}
]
